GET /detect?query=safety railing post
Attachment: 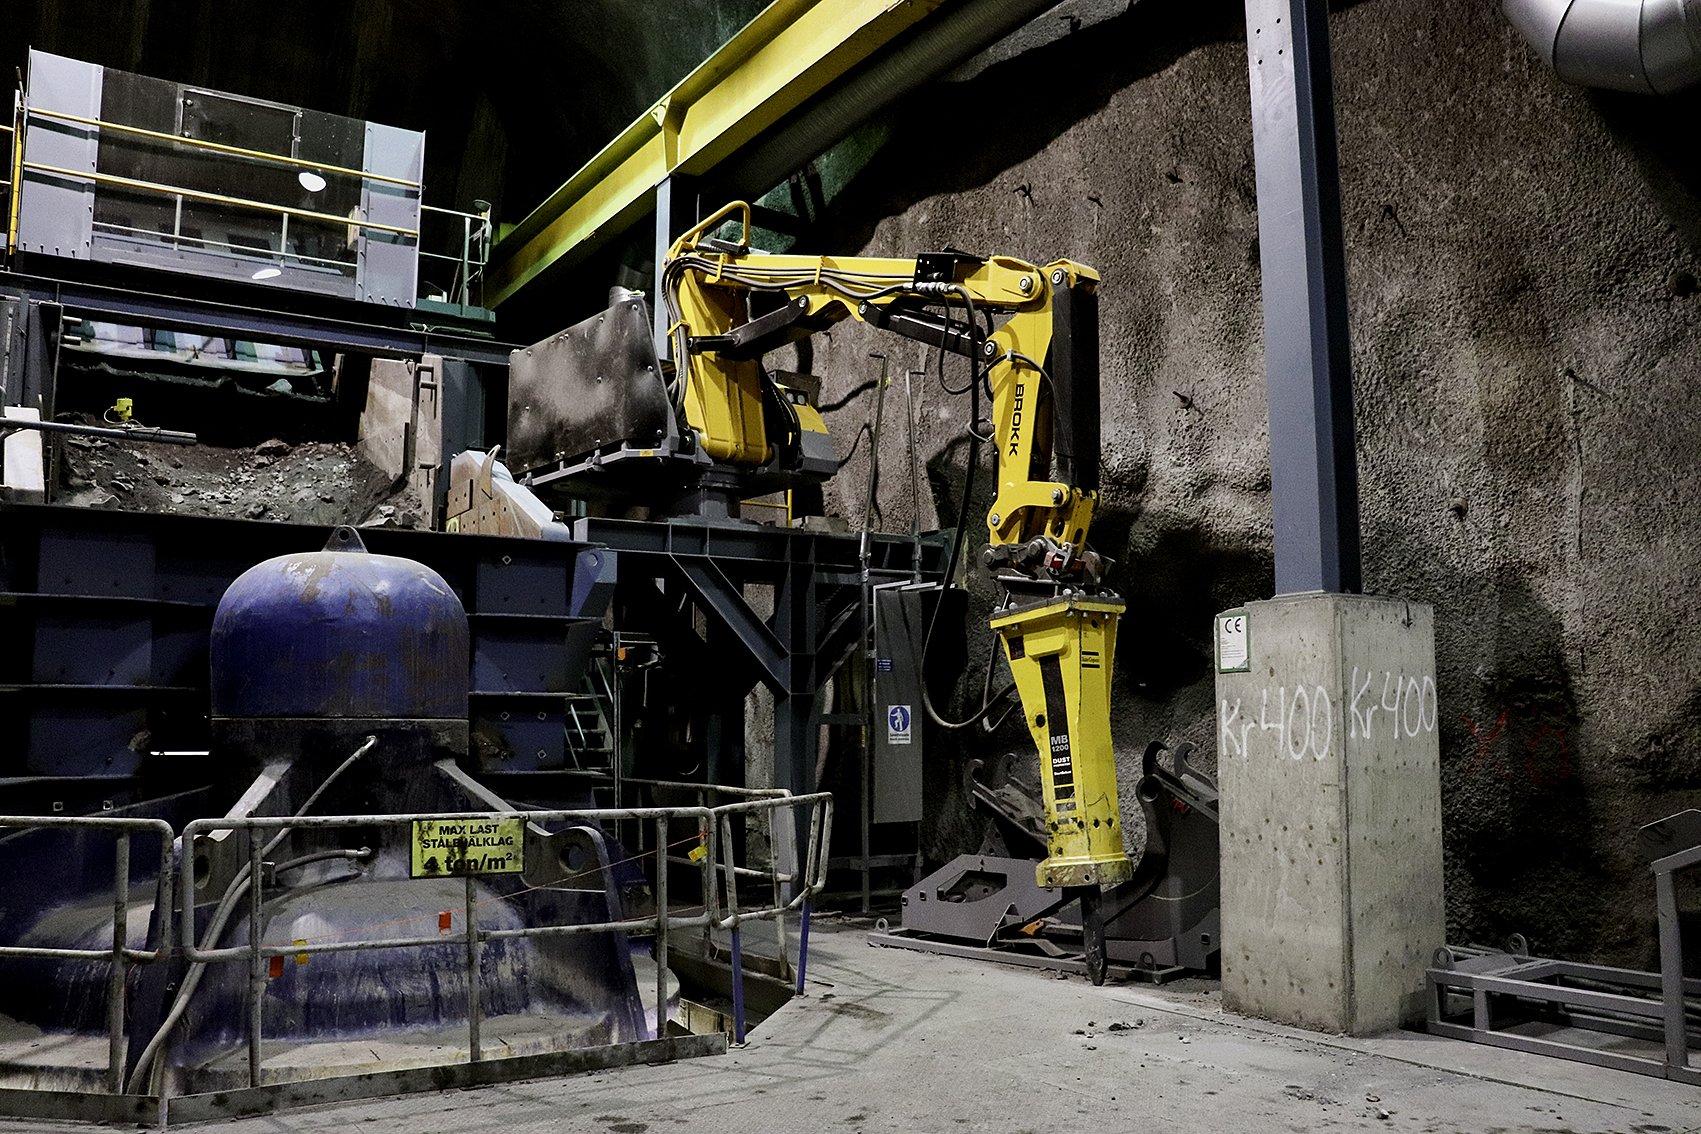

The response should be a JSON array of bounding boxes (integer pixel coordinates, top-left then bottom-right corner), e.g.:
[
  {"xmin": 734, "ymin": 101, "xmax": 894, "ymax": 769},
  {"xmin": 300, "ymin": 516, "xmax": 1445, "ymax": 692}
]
[
  {"xmin": 729, "ymin": 925, "xmax": 746, "ymax": 1045},
  {"xmin": 460, "ymin": 214, "xmax": 472, "ymax": 306},
  {"xmin": 247, "ymin": 832, "xmax": 264, "ymax": 1088},
  {"xmin": 796, "ymin": 901, "xmax": 811, "ymax": 996},
  {"xmin": 107, "ymin": 831, "xmax": 130, "ymax": 1093},
  {"xmin": 719, "ymin": 812, "xmax": 741, "ymax": 924},
  {"xmin": 796, "ymin": 797, "xmax": 825, "ymax": 995},
  {"xmin": 465, "ymin": 873, "xmax": 482, "ymax": 1063},
  {"xmin": 772, "ymin": 877, "xmax": 788, "ymax": 981},
  {"xmin": 699, "ymin": 808, "xmax": 714, "ymax": 953},
  {"xmin": 654, "ymin": 814, "xmax": 668, "ymax": 1041},
  {"xmin": 1656, "ymin": 863, "xmax": 1687, "ymax": 1075},
  {"xmin": 719, "ymin": 810, "xmax": 746, "ymax": 1043}
]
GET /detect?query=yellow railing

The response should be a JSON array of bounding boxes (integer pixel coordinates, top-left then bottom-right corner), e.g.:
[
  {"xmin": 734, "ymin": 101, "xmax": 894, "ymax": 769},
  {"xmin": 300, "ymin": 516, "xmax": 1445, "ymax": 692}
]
[
  {"xmin": 26, "ymin": 107, "xmax": 419, "ymax": 189},
  {"xmin": 22, "ymin": 160, "xmax": 419, "ymax": 238}
]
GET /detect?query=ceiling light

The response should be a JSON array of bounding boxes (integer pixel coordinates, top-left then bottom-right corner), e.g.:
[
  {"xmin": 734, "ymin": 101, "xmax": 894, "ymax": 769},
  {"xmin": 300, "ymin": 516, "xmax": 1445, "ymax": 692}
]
[
  {"xmin": 252, "ymin": 267, "xmax": 282, "ymax": 280},
  {"xmin": 298, "ymin": 170, "xmax": 327, "ymax": 193}
]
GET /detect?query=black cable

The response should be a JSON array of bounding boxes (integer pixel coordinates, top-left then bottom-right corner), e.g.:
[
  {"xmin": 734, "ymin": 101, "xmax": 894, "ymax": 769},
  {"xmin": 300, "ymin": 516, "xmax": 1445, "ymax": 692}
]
[
  {"xmin": 976, "ymin": 630, "xmax": 1023, "ymax": 735},
  {"xmin": 818, "ymin": 379, "xmax": 880, "ymax": 413},
  {"xmin": 937, "ymin": 292, "xmax": 976, "ymax": 397},
  {"xmin": 835, "ymin": 420, "xmax": 873, "ymax": 471},
  {"xmin": 979, "ymin": 690, "xmax": 1023, "ymax": 734},
  {"xmin": 917, "ymin": 428, "xmax": 1020, "ymax": 731},
  {"xmin": 912, "ymin": 280, "xmax": 1023, "ymax": 730}
]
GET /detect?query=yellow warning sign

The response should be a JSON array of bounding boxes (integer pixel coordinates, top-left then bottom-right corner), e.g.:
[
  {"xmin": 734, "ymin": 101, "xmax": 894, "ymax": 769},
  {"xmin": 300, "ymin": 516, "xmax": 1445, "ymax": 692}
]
[{"xmin": 410, "ymin": 817, "xmax": 525, "ymax": 878}]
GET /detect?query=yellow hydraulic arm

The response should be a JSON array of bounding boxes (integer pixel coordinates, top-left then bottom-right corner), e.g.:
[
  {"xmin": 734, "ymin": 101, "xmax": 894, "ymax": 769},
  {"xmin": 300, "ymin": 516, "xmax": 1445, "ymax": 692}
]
[{"xmin": 664, "ymin": 202, "xmax": 1131, "ymax": 982}]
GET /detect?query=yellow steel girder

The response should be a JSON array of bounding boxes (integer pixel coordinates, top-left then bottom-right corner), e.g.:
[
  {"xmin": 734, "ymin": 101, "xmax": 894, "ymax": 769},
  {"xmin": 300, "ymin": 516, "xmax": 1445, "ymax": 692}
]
[{"xmin": 483, "ymin": 0, "xmax": 950, "ymax": 308}]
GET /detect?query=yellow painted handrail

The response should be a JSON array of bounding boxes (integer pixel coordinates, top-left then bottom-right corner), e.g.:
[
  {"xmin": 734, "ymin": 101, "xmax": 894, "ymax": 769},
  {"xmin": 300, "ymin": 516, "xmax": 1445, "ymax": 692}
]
[
  {"xmin": 22, "ymin": 161, "xmax": 419, "ymax": 238},
  {"xmin": 26, "ymin": 107, "xmax": 419, "ymax": 189}
]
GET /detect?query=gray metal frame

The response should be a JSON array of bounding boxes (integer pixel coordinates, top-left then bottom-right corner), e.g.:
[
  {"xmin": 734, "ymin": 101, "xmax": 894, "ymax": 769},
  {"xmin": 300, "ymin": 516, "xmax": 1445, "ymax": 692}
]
[
  {"xmin": 1427, "ymin": 842, "xmax": 1701, "ymax": 1083},
  {"xmin": 578, "ymin": 515, "xmax": 944, "ymax": 805},
  {"xmin": 1, "ymin": 271, "xmax": 516, "ymax": 366},
  {"xmin": 15, "ymin": 50, "xmax": 424, "ymax": 308}
]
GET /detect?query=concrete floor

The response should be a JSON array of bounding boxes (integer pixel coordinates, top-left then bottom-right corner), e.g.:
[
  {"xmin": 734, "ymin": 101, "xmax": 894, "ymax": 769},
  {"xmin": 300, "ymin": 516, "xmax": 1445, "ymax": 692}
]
[{"xmin": 13, "ymin": 915, "xmax": 1700, "ymax": 1133}]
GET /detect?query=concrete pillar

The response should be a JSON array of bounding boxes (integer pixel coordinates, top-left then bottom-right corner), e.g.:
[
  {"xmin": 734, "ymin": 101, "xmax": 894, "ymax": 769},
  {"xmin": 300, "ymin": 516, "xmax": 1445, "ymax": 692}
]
[{"xmin": 1214, "ymin": 593, "xmax": 1443, "ymax": 1034}]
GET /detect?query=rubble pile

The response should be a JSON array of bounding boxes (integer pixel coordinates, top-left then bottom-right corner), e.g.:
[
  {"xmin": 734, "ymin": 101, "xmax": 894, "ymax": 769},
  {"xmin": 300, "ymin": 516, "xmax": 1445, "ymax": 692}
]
[{"xmin": 54, "ymin": 418, "xmax": 413, "ymax": 528}]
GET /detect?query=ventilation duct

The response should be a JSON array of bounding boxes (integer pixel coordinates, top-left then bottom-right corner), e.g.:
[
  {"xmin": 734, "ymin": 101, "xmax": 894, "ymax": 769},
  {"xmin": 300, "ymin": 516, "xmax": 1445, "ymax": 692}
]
[
  {"xmin": 721, "ymin": 0, "xmax": 1070, "ymax": 196},
  {"xmin": 1505, "ymin": 0, "xmax": 1701, "ymax": 94}
]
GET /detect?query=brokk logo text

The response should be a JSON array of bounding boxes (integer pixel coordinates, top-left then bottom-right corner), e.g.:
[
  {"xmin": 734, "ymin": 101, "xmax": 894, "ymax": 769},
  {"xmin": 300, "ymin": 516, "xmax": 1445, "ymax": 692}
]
[{"xmin": 1009, "ymin": 382, "xmax": 1026, "ymax": 456}]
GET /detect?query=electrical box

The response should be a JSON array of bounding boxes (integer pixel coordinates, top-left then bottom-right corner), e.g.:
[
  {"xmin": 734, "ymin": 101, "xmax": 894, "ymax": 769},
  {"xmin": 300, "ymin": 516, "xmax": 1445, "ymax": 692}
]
[{"xmin": 871, "ymin": 582, "xmax": 964, "ymax": 824}]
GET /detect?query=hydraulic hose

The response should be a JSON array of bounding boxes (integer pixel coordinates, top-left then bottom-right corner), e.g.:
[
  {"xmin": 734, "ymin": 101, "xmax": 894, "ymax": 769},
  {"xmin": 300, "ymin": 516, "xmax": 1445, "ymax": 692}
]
[{"xmin": 915, "ymin": 285, "xmax": 1025, "ymax": 731}]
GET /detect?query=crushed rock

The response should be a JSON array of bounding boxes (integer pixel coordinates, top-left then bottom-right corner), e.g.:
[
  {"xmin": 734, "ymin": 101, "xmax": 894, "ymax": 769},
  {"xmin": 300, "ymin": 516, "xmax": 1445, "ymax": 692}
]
[{"xmin": 52, "ymin": 414, "xmax": 411, "ymax": 528}]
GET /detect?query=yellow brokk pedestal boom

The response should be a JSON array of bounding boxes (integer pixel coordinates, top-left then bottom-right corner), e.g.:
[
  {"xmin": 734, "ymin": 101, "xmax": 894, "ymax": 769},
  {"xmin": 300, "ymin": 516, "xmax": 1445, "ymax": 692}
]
[
  {"xmin": 659, "ymin": 203, "xmax": 1133, "ymax": 980},
  {"xmin": 504, "ymin": 203, "xmax": 1215, "ymax": 984}
]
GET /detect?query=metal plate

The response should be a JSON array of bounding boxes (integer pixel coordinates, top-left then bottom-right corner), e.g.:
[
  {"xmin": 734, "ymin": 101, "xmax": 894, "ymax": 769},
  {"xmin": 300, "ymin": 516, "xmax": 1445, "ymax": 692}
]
[
  {"xmin": 899, "ymin": 854, "xmax": 1064, "ymax": 944},
  {"xmin": 506, "ymin": 297, "xmax": 673, "ymax": 477}
]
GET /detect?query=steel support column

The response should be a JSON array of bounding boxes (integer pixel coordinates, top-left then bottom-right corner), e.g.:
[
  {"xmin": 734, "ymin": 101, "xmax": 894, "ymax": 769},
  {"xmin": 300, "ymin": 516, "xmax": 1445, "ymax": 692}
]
[
  {"xmin": 1244, "ymin": 0, "xmax": 1361, "ymax": 594},
  {"xmin": 654, "ymin": 175, "xmax": 701, "ymax": 362},
  {"xmin": 772, "ymin": 551, "xmax": 821, "ymax": 796},
  {"xmin": 577, "ymin": 515, "xmax": 943, "ymax": 800}
]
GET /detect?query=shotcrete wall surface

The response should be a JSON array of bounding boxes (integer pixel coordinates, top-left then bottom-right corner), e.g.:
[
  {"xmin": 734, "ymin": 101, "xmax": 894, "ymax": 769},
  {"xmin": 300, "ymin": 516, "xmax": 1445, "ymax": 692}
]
[{"xmin": 798, "ymin": 0, "xmax": 1701, "ymax": 967}]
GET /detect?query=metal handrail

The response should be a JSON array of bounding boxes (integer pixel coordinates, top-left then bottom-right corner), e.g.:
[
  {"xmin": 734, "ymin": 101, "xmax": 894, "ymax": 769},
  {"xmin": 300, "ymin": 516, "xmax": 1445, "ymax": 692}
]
[
  {"xmin": 418, "ymin": 203, "xmax": 492, "ymax": 305},
  {"xmin": 622, "ymin": 777, "xmax": 792, "ymax": 801},
  {"xmin": 0, "ymin": 789, "xmax": 830, "ymax": 1097},
  {"xmin": 178, "ymin": 806, "xmax": 719, "ymax": 965},
  {"xmin": 91, "ymin": 218, "xmax": 352, "ymax": 270},
  {"xmin": 714, "ymin": 793, "xmax": 833, "ymax": 928},
  {"xmin": 180, "ymin": 804, "xmax": 719, "ymax": 1090},
  {"xmin": 565, "ymin": 694, "xmax": 593, "ymax": 761},
  {"xmin": 22, "ymin": 160, "xmax": 419, "ymax": 238},
  {"xmin": 0, "ymin": 816, "xmax": 176, "ymax": 1094},
  {"xmin": 421, "ymin": 204, "xmax": 486, "ymax": 221},
  {"xmin": 707, "ymin": 791, "xmax": 834, "ymax": 1042},
  {"xmin": 24, "ymin": 106, "xmax": 420, "ymax": 189}
]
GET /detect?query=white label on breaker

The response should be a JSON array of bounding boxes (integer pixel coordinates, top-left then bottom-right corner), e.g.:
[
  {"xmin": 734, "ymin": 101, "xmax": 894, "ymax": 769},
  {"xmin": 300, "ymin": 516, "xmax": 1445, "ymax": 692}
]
[
  {"xmin": 1216, "ymin": 611, "xmax": 1250, "ymax": 673},
  {"xmin": 886, "ymin": 705, "xmax": 913, "ymax": 745}
]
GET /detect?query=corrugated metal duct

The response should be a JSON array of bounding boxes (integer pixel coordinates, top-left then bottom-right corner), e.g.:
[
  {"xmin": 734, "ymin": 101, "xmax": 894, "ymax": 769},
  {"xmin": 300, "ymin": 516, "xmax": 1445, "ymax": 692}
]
[{"xmin": 1505, "ymin": 0, "xmax": 1701, "ymax": 94}]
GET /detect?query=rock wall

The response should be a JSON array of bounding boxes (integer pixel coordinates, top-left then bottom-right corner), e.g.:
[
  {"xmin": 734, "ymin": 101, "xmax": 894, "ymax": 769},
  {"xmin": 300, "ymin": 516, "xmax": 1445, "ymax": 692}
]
[
  {"xmin": 8, "ymin": 0, "xmax": 1698, "ymax": 967},
  {"xmin": 795, "ymin": 0, "xmax": 1701, "ymax": 966}
]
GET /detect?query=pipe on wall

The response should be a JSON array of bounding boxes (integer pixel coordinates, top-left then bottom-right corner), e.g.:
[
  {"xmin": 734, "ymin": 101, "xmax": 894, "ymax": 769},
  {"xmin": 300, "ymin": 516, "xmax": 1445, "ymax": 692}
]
[{"xmin": 1505, "ymin": 0, "xmax": 1701, "ymax": 94}]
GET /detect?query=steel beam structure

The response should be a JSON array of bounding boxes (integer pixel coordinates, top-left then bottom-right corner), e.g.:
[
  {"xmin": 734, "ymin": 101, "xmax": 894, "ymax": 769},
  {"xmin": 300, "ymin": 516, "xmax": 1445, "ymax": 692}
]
[
  {"xmin": 575, "ymin": 516, "xmax": 944, "ymax": 799},
  {"xmin": 653, "ymin": 175, "xmax": 702, "ymax": 361},
  {"xmin": 1244, "ymin": 0, "xmax": 1362, "ymax": 594},
  {"xmin": 0, "ymin": 504, "xmax": 605, "ymax": 799},
  {"xmin": 0, "ymin": 271, "xmax": 517, "ymax": 367},
  {"xmin": 482, "ymin": 0, "xmax": 947, "ymax": 309}
]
